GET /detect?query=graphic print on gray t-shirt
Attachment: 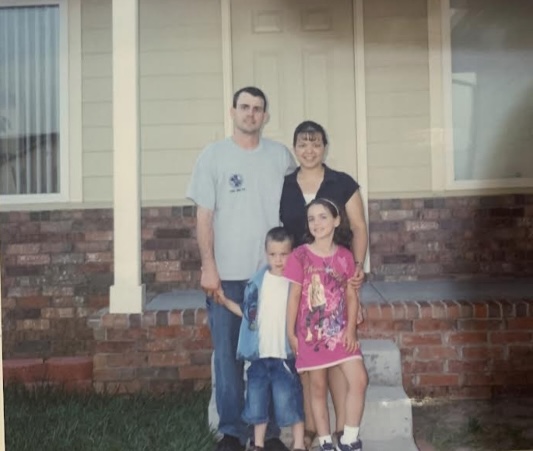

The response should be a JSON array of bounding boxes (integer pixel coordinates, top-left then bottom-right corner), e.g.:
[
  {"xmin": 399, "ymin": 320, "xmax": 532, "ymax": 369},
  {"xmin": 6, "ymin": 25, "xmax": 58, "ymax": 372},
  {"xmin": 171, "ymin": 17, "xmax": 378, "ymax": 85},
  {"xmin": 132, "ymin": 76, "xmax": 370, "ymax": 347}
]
[{"xmin": 187, "ymin": 137, "xmax": 296, "ymax": 280}]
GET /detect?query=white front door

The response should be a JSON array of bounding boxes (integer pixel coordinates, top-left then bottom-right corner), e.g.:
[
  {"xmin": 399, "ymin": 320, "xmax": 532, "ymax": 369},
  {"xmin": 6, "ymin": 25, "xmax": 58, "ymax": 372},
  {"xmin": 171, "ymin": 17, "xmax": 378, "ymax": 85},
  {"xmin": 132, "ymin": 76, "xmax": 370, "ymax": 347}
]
[{"xmin": 231, "ymin": 0, "xmax": 358, "ymax": 176}]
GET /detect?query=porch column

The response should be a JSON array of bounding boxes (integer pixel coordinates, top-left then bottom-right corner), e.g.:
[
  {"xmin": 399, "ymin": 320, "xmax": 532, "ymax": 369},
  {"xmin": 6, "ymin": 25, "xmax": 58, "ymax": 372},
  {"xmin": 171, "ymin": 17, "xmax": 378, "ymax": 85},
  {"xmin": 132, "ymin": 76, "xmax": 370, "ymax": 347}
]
[{"xmin": 109, "ymin": 0, "xmax": 145, "ymax": 313}]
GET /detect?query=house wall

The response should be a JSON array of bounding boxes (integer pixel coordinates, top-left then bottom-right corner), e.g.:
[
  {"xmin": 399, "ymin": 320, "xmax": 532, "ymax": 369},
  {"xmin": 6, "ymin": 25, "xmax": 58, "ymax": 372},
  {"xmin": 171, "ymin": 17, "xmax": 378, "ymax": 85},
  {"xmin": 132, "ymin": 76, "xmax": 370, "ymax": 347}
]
[
  {"xmin": 363, "ymin": 0, "xmax": 432, "ymax": 197},
  {"xmin": 81, "ymin": 0, "xmax": 224, "ymax": 203}
]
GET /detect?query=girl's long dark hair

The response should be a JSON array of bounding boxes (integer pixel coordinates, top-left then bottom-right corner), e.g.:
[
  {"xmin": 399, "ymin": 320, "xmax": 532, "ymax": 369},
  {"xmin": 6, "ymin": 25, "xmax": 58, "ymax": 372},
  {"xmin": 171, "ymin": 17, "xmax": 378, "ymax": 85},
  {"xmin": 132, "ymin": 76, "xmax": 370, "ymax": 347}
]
[{"xmin": 304, "ymin": 198, "xmax": 353, "ymax": 249}]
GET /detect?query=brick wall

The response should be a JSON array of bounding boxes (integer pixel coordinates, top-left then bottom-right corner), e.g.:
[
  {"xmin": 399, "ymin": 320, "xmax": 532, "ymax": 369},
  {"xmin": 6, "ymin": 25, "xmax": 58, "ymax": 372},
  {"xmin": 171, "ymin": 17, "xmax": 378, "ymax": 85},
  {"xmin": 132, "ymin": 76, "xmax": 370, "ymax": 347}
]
[
  {"xmin": 368, "ymin": 194, "xmax": 533, "ymax": 281},
  {"xmin": 0, "ymin": 207, "xmax": 200, "ymax": 358},
  {"xmin": 1, "ymin": 193, "xmax": 532, "ymax": 358},
  {"xmin": 89, "ymin": 308, "xmax": 212, "ymax": 393},
  {"xmin": 90, "ymin": 299, "xmax": 533, "ymax": 398}
]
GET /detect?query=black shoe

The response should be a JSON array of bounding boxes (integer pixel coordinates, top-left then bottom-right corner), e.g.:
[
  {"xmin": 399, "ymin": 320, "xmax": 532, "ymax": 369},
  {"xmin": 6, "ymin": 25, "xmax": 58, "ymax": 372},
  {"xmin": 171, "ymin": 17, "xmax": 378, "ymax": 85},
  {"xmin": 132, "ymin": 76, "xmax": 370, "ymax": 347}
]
[
  {"xmin": 215, "ymin": 435, "xmax": 245, "ymax": 451},
  {"xmin": 264, "ymin": 437, "xmax": 289, "ymax": 451}
]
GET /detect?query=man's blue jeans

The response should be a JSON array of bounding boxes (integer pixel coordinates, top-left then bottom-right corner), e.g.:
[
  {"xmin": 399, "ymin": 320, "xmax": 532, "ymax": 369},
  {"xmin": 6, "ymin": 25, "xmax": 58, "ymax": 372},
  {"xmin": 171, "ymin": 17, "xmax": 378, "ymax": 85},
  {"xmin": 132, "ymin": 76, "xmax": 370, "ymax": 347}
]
[{"xmin": 207, "ymin": 280, "xmax": 281, "ymax": 446}]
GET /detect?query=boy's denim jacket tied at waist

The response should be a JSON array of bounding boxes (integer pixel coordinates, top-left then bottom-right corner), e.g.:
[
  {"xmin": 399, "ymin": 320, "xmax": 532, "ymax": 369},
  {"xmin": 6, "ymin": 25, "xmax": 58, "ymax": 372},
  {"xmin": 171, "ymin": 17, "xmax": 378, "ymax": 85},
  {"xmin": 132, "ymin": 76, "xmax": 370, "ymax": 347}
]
[{"xmin": 236, "ymin": 265, "xmax": 294, "ymax": 361}]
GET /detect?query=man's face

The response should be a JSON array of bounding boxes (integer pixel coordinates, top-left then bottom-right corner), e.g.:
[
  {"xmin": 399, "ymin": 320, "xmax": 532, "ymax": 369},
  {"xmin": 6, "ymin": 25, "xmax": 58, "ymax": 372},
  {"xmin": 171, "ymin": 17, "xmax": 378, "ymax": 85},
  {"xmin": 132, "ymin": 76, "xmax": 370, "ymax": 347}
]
[{"xmin": 231, "ymin": 92, "xmax": 268, "ymax": 135}]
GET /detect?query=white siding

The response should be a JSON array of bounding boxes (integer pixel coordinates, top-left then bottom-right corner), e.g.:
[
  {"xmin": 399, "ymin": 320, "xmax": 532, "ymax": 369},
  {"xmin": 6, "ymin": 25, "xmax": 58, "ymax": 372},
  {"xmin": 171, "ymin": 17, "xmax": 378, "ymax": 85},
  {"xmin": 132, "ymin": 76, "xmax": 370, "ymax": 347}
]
[
  {"xmin": 81, "ymin": 0, "xmax": 224, "ymax": 203},
  {"xmin": 364, "ymin": 0, "xmax": 432, "ymax": 195}
]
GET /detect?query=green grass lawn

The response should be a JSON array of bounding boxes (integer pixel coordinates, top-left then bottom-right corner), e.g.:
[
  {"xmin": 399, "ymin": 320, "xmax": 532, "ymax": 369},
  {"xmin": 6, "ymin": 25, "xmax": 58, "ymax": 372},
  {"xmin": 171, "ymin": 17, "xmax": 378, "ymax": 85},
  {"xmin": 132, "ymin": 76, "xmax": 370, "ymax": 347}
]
[{"xmin": 4, "ymin": 384, "xmax": 217, "ymax": 451}]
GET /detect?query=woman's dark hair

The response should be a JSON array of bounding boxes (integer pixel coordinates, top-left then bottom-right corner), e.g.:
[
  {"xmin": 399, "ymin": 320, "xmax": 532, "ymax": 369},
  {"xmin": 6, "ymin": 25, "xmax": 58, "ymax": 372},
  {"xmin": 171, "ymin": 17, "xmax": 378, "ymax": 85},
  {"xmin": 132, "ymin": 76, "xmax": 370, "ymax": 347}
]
[
  {"xmin": 304, "ymin": 198, "xmax": 353, "ymax": 249},
  {"xmin": 292, "ymin": 120, "xmax": 328, "ymax": 147}
]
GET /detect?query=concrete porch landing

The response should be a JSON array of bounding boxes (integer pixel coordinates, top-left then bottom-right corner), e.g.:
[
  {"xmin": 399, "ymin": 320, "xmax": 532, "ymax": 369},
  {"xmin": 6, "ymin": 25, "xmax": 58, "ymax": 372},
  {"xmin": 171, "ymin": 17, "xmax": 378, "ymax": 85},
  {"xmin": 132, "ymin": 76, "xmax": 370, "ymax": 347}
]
[{"xmin": 146, "ymin": 278, "xmax": 533, "ymax": 310}]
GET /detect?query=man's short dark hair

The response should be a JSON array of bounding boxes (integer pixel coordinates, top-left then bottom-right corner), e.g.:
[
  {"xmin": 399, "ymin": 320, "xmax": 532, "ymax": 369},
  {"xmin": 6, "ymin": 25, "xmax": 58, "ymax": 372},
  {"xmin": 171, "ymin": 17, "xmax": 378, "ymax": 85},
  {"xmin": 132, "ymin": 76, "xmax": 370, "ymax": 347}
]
[
  {"xmin": 233, "ymin": 86, "xmax": 268, "ymax": 112},
  {"xmin": 293, "ymin": 120, "xmax": 328, "ymax": 147},
  {"xmin": 265, "ymin": 226, "xmax": 293, "ymax": 248}
]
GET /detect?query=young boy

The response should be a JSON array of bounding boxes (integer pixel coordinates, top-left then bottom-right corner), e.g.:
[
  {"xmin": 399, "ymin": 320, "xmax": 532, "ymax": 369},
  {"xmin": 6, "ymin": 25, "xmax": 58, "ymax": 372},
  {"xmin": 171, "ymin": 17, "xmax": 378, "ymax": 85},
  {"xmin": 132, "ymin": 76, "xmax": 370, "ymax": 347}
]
[{"xmin": 221, "ymin": 227, "xmax": 305, "ymax": 451}]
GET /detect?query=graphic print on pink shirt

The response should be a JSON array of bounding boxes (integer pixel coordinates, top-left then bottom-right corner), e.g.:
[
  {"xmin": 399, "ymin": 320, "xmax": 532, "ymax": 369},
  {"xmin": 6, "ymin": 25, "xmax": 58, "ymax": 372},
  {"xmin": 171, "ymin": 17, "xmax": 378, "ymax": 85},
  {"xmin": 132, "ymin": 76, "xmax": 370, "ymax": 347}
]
[{"xmin": 284, "ymin": 244, "xmax": 361, "ymax": 372}]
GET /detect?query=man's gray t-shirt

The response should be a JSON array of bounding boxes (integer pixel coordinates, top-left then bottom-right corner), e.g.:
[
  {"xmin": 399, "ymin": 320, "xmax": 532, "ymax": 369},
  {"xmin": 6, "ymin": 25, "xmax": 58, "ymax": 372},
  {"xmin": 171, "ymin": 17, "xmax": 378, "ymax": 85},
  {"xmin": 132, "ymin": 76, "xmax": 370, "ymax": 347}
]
[{"xmin": 186, "ymin": 137, "xmax": 296, "ymax": 280}]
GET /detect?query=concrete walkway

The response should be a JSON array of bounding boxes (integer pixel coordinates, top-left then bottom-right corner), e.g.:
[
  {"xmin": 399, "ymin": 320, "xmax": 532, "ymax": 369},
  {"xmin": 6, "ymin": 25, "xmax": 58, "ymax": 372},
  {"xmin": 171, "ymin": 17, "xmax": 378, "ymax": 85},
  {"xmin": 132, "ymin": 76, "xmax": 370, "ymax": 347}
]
[{"xmin": 146, "ymin": 278, "xmax": 533, "ymax": 310}]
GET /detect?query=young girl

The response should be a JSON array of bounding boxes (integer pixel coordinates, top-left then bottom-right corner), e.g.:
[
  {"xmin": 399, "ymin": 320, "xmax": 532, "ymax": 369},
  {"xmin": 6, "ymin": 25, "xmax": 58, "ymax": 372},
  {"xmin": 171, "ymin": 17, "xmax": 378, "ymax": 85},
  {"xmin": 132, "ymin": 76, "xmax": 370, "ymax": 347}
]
[{"xmin": 284, "ymin": 198, "xmax": 368, "ymax": 451}]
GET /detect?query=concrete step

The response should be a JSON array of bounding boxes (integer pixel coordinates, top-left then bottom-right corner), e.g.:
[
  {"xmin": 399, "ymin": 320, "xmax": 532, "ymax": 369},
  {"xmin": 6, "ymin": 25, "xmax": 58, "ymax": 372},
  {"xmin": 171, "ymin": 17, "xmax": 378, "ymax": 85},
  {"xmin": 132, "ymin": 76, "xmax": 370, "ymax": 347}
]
[
  {"xmin": 342, "ymin": 437, "xmax": 419, "ymax": 451},
  {"xmin": 328, "ymin": 385, "xmax": 414, "ymax": 441},
  {"xmin": 361, "ymin": 339, "xmax": 403, "ymax": 387}
]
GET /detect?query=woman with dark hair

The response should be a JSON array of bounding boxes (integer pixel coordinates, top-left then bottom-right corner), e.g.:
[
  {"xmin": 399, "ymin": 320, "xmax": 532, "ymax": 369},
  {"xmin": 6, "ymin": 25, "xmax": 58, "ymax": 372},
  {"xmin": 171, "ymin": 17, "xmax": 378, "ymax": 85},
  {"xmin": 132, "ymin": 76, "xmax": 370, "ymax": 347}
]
[{"xmin": 280, "ymin": 121, "xmax": 368, "ymax": 449}]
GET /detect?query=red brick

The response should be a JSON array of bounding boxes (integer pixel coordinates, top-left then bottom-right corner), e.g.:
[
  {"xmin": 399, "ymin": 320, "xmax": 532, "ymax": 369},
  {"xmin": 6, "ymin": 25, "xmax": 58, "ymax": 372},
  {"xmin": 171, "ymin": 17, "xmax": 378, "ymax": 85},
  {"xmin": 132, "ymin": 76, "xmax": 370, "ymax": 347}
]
[
  {"xmin": 404, "ymin": 302, "xmax": 419, "ymax": 319},
  {"xmin": 431, "ymin": 301, "xmax": 447, "ymax": 319},
  {"xmin": 391, "ymin": 303, "xmax": 406, "ymax": 319},
  {"xmin": 448, "ymin": 386, "xmax": 492, "ymax": 399},
  {"xmin": 418, "ymin": 374, "xmax": 459, "ymax": 386},
  {"xmin": 457, "ymin": 319, "xmax": 503, "ymax": 331},
  {"xmin": 178, "ymin": 365, "xmax": 211, "ymax": 380},
  {"xmin": 415, "ymin": 301, "xmax": 433, "ymax": 319},
  {"xmin": 17, "ymin": 296, "xmax": 50, "ymax": 309},
  {"xmin": 445, "ymin": 301, "xmax": 461, "ymax": 319},
  {"xmin": 507, "ymin": 318, "xmax": 533, "ymax": 330},
  {"xmin": 45, "ymin": 357, "xmax": 93, "ymax": 382},
  {"xmin": 93, "ymin": 368, "xmax": 136, "ymax": 382},
  {"xmin": 3, "ymin": 358, "xmax": 45, "ymax": 383},
  {"xmin": 413, "ymin": 319, "xmax": 456, "ymax": 332},
  {"xmin": 16, "ymin": 254, "xmax": 50, "ymax": 265},
  {"xmin": 447, "ymin": 331, "xmax": 487, "ymax": 345},
  {"xmin": 95, "ymin": 341, "xmax": 136, "ymax": 353},
  {"xmin": 472, "ymin": 303, "xmax": 488, "ymax": 319},
  {"xmin": 85, "ymin": 231, "xmax": 113, "ymax": 241},
  {"xmin": 448, "ymin": 360, "xmax": 490, "ymax": 373},
  {"xmin": 364, "ymin": 304, "xmax": 380, "ymax": 320},
  {"xmin": 380, "ymin": 305, "xmax": 393, "ymax": 320},
  {"xmin": 462, "ymin": 346, "xmax": 504, "ymax": 360},
  {"xmin": 490, "ymin": 331, "xmax": 532, "ymax": 344},
  {"xmin": 5, "ymin": 243, "xmax": 40, "ymax": 255},
  {"xmin": 411, "ymin": 360, "xmax": 444, "ymax": 373},
  {"xmin": 86, "ymin": 252, "xmax": 113, "ymax": 263},
  {"xmin": 149, "ymin": 326, "xmax": 194, "ymax": 339},
  {"xmin": 416, "ymin": 346, "xmax": 459, "ymax": 360},
  {"xmin": 462, "ymin": 373, "xmax": 495, "ymax": 386},
  {"xmin": 138, "ymin": 339, "xmax": 179, "ymax": 352},
  {"xmin": 148, "ymin": 351, "xmax": 190, "ymax": 367},
  {"xmin": 401, "ymin": 333, "xmax": 442, "ymax": 346},
  {"xmin": 195, "ymin": 309, "xmax": 208, "ymax": 326}
]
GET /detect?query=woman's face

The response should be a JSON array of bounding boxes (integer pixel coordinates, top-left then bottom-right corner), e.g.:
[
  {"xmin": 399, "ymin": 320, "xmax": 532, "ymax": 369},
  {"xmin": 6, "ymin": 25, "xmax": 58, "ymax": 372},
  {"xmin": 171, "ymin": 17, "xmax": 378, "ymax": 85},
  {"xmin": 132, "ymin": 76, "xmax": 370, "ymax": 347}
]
[{"xmin": 294, "ymin": 132, "xmax": 326, "ymax": 169}]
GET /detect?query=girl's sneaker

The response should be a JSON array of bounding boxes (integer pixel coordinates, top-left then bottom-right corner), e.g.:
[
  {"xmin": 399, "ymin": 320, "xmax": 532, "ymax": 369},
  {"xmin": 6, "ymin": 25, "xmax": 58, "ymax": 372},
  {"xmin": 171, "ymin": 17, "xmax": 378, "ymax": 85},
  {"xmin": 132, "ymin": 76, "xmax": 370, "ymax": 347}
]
[
  {"xmin": 319, "ymin": 442, "xmax": 336, "ymax": 451},
  {"xmin": 336, "ymin": 438, "xmax": 363, "ymax": 451}
]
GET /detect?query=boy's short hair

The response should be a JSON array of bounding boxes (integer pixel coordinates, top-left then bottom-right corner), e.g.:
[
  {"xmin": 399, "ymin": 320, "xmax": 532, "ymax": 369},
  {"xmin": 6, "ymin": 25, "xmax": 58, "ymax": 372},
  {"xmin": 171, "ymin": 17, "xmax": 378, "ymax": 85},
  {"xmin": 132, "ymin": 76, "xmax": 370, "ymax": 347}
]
[{"xmin": 265, "ymin": 226, "xmax": 293, "ymax": 248}]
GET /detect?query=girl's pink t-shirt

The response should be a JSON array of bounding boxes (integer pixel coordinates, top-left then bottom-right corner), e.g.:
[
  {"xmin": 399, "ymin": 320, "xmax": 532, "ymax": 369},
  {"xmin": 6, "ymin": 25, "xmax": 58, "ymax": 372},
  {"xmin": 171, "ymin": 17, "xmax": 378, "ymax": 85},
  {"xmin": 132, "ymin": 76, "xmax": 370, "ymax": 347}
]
[{"xmin": 284, "ymin": 244, "xmax": 362, "ymax": 372}]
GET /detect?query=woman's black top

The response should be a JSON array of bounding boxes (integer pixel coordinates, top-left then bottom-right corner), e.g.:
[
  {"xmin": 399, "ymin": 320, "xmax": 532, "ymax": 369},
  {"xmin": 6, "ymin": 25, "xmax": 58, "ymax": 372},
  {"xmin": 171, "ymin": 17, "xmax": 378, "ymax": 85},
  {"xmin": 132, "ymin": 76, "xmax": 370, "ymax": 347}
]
[{"xmin": 280, "ymin": 164, "xmax": 360, "ymax": 246}]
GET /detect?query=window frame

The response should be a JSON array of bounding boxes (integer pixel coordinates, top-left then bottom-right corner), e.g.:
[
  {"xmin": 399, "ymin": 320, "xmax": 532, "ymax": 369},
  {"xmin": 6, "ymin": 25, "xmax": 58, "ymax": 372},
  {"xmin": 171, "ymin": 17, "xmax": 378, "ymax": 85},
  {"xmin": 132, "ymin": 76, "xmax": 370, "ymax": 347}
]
[
  {"xmin": 440, "ymin": 0, "xmax": 533, "ymax": 190},
  {"xmin": 0, "ymin": 0, "xmax": 70, "ymax": 204}
]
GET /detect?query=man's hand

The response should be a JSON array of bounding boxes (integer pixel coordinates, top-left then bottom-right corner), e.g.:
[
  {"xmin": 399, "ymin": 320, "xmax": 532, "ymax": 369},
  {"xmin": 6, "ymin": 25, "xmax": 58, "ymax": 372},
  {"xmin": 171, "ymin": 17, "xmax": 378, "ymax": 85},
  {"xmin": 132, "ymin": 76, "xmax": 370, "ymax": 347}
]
[
  {"xmin": 348, "ymin": 264, "xmax": 365, "ymax": 290},
  {"xmin": 201, "ymin": 266, "xmax": 224, "ymax": 304}
]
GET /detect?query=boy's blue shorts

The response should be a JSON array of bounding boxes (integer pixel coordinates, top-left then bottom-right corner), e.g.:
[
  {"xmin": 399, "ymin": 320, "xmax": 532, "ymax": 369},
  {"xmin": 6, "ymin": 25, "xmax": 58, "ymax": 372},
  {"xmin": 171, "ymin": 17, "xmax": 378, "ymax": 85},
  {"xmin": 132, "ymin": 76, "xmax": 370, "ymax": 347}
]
[{"xmin": 242, "ymin": 357, "xmax": 304, "ymax": 427}]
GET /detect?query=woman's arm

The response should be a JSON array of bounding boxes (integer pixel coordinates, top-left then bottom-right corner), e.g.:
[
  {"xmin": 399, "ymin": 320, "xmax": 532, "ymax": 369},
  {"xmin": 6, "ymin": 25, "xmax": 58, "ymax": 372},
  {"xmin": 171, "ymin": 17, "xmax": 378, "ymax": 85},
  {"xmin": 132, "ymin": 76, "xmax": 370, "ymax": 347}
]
[
  {"xmin": 344, "ymin": 282, "xmax": 361, "ymax": 352},
  {"xmin": 345, "ymin": 190, "xmax": 369, "ymax": 286}
]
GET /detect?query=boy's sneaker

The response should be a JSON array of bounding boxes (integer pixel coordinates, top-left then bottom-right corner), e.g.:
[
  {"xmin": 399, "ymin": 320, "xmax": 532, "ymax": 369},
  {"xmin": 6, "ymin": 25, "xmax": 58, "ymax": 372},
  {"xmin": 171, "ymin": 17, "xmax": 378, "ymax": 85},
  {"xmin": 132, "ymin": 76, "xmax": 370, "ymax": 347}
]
[
  {"xmin": 319, "ymin": 442, "xmax": 336, "ymax": 451},
  {"xmin": 336, "ymin": 438, "xmax": 363, "ymax": 451},
  {"xmin": 215, "ymin": 434, "xmax": 245, "ymax": 451}
]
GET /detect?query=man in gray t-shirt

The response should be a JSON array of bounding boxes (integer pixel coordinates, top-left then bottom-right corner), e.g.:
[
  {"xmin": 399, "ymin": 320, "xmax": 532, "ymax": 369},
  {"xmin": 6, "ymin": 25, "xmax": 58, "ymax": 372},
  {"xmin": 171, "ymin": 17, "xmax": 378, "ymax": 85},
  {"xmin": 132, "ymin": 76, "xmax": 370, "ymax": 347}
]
[{"xmin": 187, "ymin": 87, "xmax": 295, "ymax": 451}]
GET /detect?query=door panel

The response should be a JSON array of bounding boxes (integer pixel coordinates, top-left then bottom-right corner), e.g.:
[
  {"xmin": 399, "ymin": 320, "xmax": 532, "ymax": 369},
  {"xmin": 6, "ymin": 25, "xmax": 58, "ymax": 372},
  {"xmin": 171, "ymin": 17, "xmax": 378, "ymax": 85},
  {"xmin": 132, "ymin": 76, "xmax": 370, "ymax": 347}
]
[{"xmin": 231, "ymin": 0, "xmax": 358, "ymax": 175}]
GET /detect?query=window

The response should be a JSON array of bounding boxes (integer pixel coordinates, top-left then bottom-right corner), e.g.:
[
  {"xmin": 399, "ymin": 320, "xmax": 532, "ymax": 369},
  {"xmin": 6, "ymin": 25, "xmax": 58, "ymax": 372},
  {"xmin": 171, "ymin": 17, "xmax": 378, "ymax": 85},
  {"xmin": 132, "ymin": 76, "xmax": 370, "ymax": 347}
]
[
  {"xmin": 445, "ymin": 0, "xmax": 533, "ymax": 187},
  {"xmin": 0, "ymin": 1, "xmax": 67, "ymax": 200}
]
